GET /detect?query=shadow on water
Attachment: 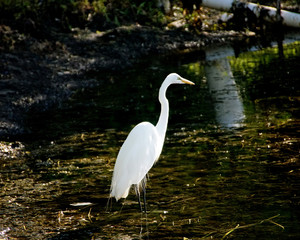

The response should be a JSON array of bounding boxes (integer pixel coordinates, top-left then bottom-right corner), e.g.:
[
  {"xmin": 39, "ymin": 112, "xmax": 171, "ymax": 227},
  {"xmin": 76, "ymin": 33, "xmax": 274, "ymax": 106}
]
[{"xmin": 1, "ymin": 35, "xmax": 300, "ymax": 239}]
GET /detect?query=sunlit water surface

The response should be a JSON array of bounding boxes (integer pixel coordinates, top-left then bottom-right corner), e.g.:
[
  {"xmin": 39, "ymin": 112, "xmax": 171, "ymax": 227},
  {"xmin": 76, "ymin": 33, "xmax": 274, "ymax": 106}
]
[{"xmin": 1, "ymin": 38, "xmax": 299, "ymax": 240}]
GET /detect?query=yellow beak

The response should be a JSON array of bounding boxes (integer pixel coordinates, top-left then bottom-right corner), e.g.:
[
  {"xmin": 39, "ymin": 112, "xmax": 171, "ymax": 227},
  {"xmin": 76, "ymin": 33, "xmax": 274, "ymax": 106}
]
[{"xmin": 180, "ymin": 78, "xmax": 195, "ymax": 85}]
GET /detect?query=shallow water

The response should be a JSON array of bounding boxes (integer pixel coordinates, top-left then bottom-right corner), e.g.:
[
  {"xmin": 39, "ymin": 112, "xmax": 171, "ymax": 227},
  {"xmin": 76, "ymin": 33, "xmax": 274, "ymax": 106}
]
[{"xmin": 1, "ymin": 36, "xmax": 300, "ymax": 239}]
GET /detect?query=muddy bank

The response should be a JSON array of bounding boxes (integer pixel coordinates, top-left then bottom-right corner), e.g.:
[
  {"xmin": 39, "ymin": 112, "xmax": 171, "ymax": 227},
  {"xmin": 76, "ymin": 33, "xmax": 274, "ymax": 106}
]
[{"xmin": 0, "ymin": 25, "xmax": 251, "ymax": 139}]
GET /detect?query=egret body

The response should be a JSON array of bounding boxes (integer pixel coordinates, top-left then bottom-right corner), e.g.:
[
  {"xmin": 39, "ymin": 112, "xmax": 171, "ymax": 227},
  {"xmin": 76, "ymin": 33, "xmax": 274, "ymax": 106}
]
[{"xmin": 110, "ymin": 73, "xmax": 194, "ymax": 209}]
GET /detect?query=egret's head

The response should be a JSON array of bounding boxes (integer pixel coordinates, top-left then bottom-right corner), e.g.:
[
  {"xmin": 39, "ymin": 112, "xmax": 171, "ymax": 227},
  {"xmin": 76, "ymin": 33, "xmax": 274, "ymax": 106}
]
[
  {"xmin": 159, "ymin": 73, "xmax": 194, "ymax": 102},
  {"xmin": 166, "ymin": 73, "xmax": 195, "ymax": 85}
]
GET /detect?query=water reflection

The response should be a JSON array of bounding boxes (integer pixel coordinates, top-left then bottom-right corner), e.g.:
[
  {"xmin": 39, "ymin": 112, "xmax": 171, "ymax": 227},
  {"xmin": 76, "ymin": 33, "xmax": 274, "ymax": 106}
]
[{"xmin": 205, "ymin": 46, "xmax": 245, "ymax": 128}]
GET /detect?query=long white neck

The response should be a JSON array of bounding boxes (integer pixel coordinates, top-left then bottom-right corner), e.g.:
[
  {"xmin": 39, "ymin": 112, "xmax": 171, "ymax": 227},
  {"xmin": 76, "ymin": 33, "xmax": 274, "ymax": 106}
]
[{"xmin": 156, "ymin": 81, "xmax": 170, "ymax": 138}]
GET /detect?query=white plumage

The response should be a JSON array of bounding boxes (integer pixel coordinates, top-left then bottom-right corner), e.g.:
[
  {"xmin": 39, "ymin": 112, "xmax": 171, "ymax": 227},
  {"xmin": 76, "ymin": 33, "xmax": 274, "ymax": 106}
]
[{"xmin": 110, "ymin": 73, "xmax": 194, "ymax": 202}]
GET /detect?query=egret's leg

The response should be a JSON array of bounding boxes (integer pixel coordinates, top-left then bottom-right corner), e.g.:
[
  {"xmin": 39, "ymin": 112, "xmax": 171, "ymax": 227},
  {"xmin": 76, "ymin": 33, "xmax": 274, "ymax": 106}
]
[
  {"xmin": 135, "ymin": 185, "xmax": 143, "ymax": 212},
  {"xmin": 105, "ymin": 197, "xmax": 112, "ymax": 212},
  {"xmin": 141, "ymin": 180, "xmax": 147, "ymax": 213}
]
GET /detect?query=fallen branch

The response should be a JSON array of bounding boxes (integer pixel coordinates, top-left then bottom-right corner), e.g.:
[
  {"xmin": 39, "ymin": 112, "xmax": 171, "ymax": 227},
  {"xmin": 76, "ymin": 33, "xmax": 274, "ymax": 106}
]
[{"xmin": 202, "ymin": 0, "xmax": 300, "ymax": 28}]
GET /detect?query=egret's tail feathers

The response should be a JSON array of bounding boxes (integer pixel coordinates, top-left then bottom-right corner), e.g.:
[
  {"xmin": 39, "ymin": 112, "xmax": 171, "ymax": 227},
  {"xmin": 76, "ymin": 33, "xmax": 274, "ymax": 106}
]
[{"xmin": 110, "ymin": 185, "xmax": 130, "ymax": 201}]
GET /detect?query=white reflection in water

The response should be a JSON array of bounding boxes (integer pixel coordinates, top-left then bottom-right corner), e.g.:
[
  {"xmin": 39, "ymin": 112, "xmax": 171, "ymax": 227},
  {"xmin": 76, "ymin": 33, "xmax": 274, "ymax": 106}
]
[{"xmin": 205, "ymin": 46, "xmax": 245, "ymax": 128}]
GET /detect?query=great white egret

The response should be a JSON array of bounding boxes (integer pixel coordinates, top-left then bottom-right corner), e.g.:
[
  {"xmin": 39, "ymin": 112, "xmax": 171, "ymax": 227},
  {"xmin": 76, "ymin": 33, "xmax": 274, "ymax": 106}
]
[{"xmin": 110, "ymin": 73, "xmax": 194, "ymax": 211}]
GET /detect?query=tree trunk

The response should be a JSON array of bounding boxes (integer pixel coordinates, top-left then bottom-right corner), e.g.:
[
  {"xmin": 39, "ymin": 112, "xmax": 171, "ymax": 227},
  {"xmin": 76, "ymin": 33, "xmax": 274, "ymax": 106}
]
[{"xmin": 202, "ymin": 0, "xmax": 300, "ymax": 28}]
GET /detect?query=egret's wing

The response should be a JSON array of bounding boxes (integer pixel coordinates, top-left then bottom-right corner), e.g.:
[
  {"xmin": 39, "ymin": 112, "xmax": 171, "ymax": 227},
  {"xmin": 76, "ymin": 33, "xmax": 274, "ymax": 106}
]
[{"xmin": 110, "ymin": 122, "xmax": 161, "ymax": 200}]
